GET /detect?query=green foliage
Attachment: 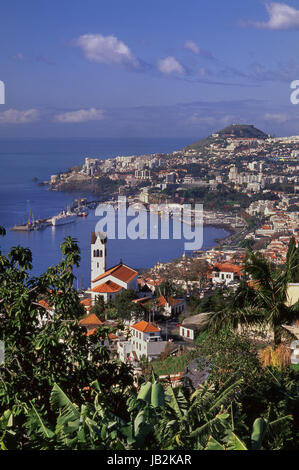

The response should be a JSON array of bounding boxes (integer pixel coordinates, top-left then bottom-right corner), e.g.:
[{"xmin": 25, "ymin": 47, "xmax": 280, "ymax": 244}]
[
  {"xmin": 204, "ymin": 246, "xmax": 299, "ymax": 348},
  {"xmin": 90, "ymin": 294, "xmax": 105, "ymax": 318},
  {"xmin": 189, "ymin": 287, "xmax": 234, "ymax": 314},
  {"xmin": 0, "ymin": 234, "xmax": 134, "ymax": 449},
  {"xmin": 108, "ymin": 289, "xmax": 143, "ymax": 321},
  {"xmin": 286, "ymin": 236, "xmax": 299, "ymax": 283},
  {"xmin": 9, "ymin": 375, "xmax": 245, "ymax": 450}
]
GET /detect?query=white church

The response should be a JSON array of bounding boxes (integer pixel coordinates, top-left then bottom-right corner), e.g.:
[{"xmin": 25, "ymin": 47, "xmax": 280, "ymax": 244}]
[{"xmin": 88, "ymin": 231, "xmax": 138, "ymax": 304}]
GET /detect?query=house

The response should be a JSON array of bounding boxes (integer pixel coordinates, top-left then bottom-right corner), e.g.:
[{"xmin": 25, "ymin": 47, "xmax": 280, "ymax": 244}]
[
  {"xmin": 157, "ymin": 295, "xmax": 186, "ymax": 317},
  {"xmin": 179, "ymin": 324, "xmax": 199, "ymax": 341},
  {"xmin": 37, "ymin": 299, "xmax": 55, "ymax": 326},
  {"xmin": 78, "ymin": 313, "xmax": 105, "ymax": 333},
  {"xmin": 140, "ymin": 277, "xmax": 163, "ymax": 293},
  {"xmin": 290, "ymin": 340, "xmax": 299, "ymax": 364},
  {"xmin": 211, "ymin": 263, "xmax": 243, "ymax": 286},
  {"xmin": 80, "ymin": 297, "xmax": 92, "ymax": 312},
  {"xmin": 78, "ymin": 314, "xmax": 120, "ymax": 353},
  {"xmin": 179, "ymin": 313, "xmax": 210, "ymax": 341},
  {"xmin": 117, "ymin": 320, "xmax": 168, "ymax": 363},
  {"xmin": 89, "ymin": 232, "xmax": 138, "ymax": 304}
]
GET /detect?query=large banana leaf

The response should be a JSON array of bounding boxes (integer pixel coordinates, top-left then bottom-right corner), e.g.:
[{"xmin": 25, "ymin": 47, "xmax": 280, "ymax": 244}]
[
  {"xmin": 27, "ymin": 403, "xmax": 54, "ymax": 439},
  {"xmin": 251, "ymin": 417, "xmax": 267, "ymax": 450},
  {"xmin": 151, "ymin": 382, "xmax": 164, "ymax": 408},
  {"xmin": 50, "ymin": 383, "xmax": 80, "ymax": 433},
  {"xmin": 204, "ymin": 436, "xmax": 226, "ymax": 450},
  {"xmin": 137, "ymin": 382, "xmax": 152, "ymax": 404}
]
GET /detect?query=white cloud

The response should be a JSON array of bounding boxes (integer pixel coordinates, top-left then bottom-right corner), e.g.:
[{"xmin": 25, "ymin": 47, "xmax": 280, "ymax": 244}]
[
  {"xmin": 263, "ymin": 112, "xmax": 288, "ymax": 123},
  {"xmin": 0, "ymin": 108, "xmax": 39, "ymax": 124},
  {"xmin": 12, "ymin": 52, "xmax": 26, "ymax": 61},
  {"xmin": 184, "ymin": 40, "xmax": 200, "ymax": 55},
  {"xmin": 55, "ymin": 108, "xmax": 105, "ymax": 123},
  {"xmin": 74, "ymin": 33, "xmax": 140, "ymax": 68},
  {"xmin": 185, "ymin": 113, "xmax": 235, "ymax": 128},
  {"xmin": 245, "ymin": 2, "xmax": 299, "ymax": 30},
  {"xmin": 157, "ymin": 56, "xmax": 185, "ymax": 75}
]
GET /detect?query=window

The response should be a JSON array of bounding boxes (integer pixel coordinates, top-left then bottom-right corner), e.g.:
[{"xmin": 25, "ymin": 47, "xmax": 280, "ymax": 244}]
[{"xmin": 187, "ymin": 329, "xmax": 190, "ymax": 338}]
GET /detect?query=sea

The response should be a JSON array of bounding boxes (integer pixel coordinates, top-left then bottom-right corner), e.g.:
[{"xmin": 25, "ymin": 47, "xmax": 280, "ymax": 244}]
[{"xmin": 0, "ymin": 138, "xmax": 229, "ymax": 288}]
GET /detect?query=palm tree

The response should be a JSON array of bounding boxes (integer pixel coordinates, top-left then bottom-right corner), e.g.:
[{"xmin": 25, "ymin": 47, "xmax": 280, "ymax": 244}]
[
  {"xmin": 203, "ymin": 244, "xmax": 299, "ymax": 348},
  {"xmin": 60, "ymin": 237, "xmax": 81, "ymax": 269}
]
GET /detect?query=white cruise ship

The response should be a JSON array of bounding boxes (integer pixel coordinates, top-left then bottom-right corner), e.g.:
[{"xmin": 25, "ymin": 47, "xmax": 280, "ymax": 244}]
[{"xmin": 51, "ymin": 210, "xmax": 77, "ymax": 226}]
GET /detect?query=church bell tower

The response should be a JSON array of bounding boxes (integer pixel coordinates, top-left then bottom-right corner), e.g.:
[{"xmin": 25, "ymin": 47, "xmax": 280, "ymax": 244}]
[{"xmin": 91, "ymin": 231, "xmax": 107, "ymax": 284}]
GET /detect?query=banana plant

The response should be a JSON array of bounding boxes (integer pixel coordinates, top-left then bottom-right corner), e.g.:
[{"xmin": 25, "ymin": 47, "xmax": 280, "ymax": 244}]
[
  {"xmin": 0, "ymin": 410, "xmax": 14, "ymax": 450},
  {"xmin": 154, "ymin": 373, "xmax": 243, "ymax": 449},
  {"xmin": 203, "ymin": 413, "xmax": 293, "ymax": 450}
]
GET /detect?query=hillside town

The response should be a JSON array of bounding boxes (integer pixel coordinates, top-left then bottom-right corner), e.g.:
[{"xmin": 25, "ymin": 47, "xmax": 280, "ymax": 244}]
[{"xmin": 48, "ymin": 124, "xmax": 299, "ymax": 272}]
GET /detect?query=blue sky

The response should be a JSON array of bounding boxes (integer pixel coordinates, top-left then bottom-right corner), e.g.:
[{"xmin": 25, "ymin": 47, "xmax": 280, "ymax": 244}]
[{"xmin": 1, "ymin": 0, "xmax": 299, "ymax": 138}]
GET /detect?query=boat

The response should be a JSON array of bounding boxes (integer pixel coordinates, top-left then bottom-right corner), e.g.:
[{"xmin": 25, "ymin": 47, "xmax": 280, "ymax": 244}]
[
  {"xmin": 10, "ymin": 223, "xmax": 33, "ymax": 232},
  {"xmin": 10, "ymin": 210, "xmax": 34, "ymax": 231},
  {"xmin": 77, "ymin": 211, "xmax": 88, "ymax": 217},
  {"xmin": 51, "ymin": 210, "xmax": 77, "ymax": 226}
]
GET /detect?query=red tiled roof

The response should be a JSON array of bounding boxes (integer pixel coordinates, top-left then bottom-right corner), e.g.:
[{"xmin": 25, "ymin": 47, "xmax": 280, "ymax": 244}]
[
  {"xmin": 108, "ymin": 333, "xmax": 118, "ymax": 340},
  {"xmin": 92, "ymin": 263, "xmax": 137, "ymax": 284},
  {"xmin": 80, "ymin": 298, "xmax": 92, "ymax": 307},
  {"xmin": 92, "ymin": 280, "xmax": 123, "ymax": 293},
  {"xmin": 38, "ymin": 299, "xmax": 52, "ymax": 310},
  {"xmin": 157, "ymin": 295, "xmax": 181, "ymax": 307},
  {"xmin": 86, "ymin": 328, "xmax": 97, "ymax": 336},
  {"xmin": 79, "ymin": 313, "xmax": 104, "ymax": 326},
  {"xmin": 131, "ymin": 320, "xmax": 160, "ymax": 333},
  {"xmin": 86, "ymin": 330, "xmax": 118, "ymax": 340},
  {"xmin": 213, "ymin": 263, "xmax": 243, "ymax": 274},
  {"xmin": 131, "ymin": 297, "xmax": 152, "ymax": 304},
  {"xmin": 146, "ymin": 278, "xmax": 163, "ymax": 286}
]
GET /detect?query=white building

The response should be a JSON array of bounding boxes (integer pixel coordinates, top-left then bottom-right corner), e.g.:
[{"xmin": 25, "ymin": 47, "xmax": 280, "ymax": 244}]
[
  {"xmin": 117, "ymin": 320, "xmax": 168, "ymax": 363},
  {"xmin": 290, "ymin": 340, "xmax": 299, "ymax": 365},
  {"xmin": 179, "ymin": 324, "xmax": 198, "ymax": 341},
  {"xmin": 157, "ymin": 295, "xmax": 185, "ymax": 317},
  {"xmin": 212, "ymin": 263, "xmax": 243, "ymax": 286},
  {"xmin": 89, "ymin": 232, "xmax": 138, "ymax": 304}
]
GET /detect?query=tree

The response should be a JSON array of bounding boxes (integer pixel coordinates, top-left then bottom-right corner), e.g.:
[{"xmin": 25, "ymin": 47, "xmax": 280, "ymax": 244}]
[
  {"xmin": 0, "ymin": 228, "xmax": 134, "ymax": 448},
  {"xmin": 90, "ymin": 295, "xmax": 105, "ymax": 319},
  {"xmin": 109, "ymin": 289, "xmax": 143, "ymax": 321},
  {"xmin": 203, "ymin": 247, "xmax": 299, "ymax": 348},
  {"xmin": 286, "ymin": 236, "xmax": 299, "ymax": 283}
]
